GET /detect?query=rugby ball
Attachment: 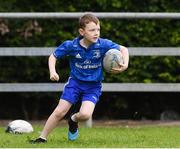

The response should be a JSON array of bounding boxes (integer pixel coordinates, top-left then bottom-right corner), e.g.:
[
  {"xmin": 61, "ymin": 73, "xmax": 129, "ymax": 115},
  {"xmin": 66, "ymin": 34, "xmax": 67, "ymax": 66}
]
[
  {"xmin": 103, "ymin": 49, "xmax": 124, "ymax": 73},
  {"xmin": 5, "ymin": 120, "xmax": 33, "ymax": 134}
]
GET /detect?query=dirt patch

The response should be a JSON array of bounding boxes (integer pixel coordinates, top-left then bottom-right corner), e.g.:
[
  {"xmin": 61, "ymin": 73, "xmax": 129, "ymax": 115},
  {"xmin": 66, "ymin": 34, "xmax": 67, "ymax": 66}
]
[
  {"xmin": 1, "ymin": 119, "xmax": 180, "ymax": 127},
  {"xmin": 93, "ymin": 120, "xmax": 180, "ymax": 127}
]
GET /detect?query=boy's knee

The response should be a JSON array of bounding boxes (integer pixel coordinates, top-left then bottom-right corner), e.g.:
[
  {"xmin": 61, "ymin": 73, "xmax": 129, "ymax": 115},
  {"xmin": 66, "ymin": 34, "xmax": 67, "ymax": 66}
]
[
  {"xmin": 79, "ymin": 112, "xmax": 91, "ymax": 121},
  {"xmin": 53, "ymin": 108, "xmax": 67, "ymax": 120}
]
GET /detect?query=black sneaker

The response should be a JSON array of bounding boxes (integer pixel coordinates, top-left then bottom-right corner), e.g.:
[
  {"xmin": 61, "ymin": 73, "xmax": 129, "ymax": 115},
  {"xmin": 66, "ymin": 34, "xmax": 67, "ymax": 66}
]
[
  {"xmin": 68, "ymin": 117, "xmax": 78, "ymax": 141},
  {"xmin": 68, "ymin": 117, "xmax": 78, "ymax": 133},
  {"xmin": 29, "ymin": 137, "xmax": 47, "ymax": 144}
]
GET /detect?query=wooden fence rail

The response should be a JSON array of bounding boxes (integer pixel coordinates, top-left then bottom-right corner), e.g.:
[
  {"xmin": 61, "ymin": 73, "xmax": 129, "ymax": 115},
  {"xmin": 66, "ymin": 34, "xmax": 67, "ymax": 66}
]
[
  {"xmin": 0, "ymin": 47, "xmax": 180, "ymax": 56},
  {"xmin": 0, "ymin": 83, "xmax": 179, "ymax": 92},
  {"xmin": 0, "ymin": 12, "xmax": 180, "ymax": 19}
]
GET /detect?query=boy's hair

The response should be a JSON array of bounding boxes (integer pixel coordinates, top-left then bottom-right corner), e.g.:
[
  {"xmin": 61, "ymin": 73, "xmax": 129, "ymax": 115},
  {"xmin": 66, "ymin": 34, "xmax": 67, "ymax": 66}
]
[{"xmin": 79, "ymin": 13, "xmax": 100, "ymax": 29}]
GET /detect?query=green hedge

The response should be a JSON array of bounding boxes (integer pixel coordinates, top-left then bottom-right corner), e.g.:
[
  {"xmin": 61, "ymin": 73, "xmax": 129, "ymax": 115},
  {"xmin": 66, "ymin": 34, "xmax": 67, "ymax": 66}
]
[{"xmin": 0, "ymin": 0, "xmax": 179, "ymax": 119}]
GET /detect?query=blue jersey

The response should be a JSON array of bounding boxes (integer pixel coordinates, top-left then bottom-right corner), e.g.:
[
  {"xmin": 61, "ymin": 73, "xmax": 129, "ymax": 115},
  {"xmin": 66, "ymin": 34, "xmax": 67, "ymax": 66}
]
[{"xmin": 53, "ymin": 36, "xmax": 120, "ymax": 82}]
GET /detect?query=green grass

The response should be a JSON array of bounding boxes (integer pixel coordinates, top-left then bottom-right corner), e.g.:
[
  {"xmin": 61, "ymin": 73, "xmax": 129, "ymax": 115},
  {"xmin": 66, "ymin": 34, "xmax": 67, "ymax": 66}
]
[{"xmin": 0, "ymin": 125, "xmax": 180, "ymax": 148}]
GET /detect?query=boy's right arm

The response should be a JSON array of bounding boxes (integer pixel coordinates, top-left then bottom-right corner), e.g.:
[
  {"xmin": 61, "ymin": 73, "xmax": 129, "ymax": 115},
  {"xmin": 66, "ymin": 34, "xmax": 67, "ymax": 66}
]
[{"xmin": 48, "ymin": 54, "xmax": 59, "ymax": 81}]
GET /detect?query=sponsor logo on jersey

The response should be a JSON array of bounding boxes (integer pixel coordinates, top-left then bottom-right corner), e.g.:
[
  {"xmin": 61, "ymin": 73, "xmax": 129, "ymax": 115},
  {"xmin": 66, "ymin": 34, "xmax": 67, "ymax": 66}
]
[
  {"xmin": 84, "ymin": 59, "xmax": 91, "ymax": 64},
  {"xmin": 75, "ymin": 62, "xmax": 101, "ymax": 69}
]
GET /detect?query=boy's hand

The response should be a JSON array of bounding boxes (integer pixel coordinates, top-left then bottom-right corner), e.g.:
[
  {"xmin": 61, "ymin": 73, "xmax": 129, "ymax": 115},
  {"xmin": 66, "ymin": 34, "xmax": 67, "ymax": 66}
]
[
  {"xmin": 110, "ymin": 63, "xmax": 128, "ymax": 74},
  {"xmin": 50, "ymin": 72, "xmax": 59, "ymax": 81}
]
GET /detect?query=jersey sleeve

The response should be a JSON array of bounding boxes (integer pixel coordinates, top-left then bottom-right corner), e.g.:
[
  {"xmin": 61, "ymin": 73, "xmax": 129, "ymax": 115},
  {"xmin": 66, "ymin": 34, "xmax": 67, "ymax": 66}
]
[
  {"xmin": 104, "ymin": 39, "xmax": 120, "ymax": 52},
  {"xmin": 53, "ymin": 41, "xmax": 72, "ymax": 59}
]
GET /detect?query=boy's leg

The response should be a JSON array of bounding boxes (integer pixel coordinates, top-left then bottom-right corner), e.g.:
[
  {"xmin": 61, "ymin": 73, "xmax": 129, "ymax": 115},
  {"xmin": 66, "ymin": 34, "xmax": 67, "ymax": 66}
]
[
  {"xmin": 73, "ymin": 101, "xmax": 95, "ymax": 121},
  {"xmin": 30, "ymin": 99, "xmax": 72, "ymax": 143},
  {"xmin": 68, "ymin": 101, "xmax": 95, "ymax": 141},
  {"xmin": 40, "ymin": 99, "xmax": 72, "ymax": 138}
]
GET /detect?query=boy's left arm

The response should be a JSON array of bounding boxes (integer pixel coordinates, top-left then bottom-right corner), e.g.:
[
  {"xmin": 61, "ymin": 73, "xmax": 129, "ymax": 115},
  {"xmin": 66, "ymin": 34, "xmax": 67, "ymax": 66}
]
[
  {"xmin": 120, "ymin": 45, "xmax": 129, "ymax": 70},
  {"xmin": 111, "ymin": 45, "xmax": 129, "ymax": 73}
]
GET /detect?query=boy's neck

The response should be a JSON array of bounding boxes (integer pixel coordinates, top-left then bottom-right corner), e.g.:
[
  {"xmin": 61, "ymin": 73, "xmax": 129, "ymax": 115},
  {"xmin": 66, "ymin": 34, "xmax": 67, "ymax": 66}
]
[{"xmin": 80, "ymin": 38, "xmax": 93, "ymax": 49}]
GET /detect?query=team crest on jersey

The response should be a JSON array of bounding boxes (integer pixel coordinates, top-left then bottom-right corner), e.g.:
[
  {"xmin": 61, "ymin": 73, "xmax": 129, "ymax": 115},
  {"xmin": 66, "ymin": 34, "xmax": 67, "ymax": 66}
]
[{"xmin": 92, "ymin": 50, "xmax": 100, "ymax": 58}]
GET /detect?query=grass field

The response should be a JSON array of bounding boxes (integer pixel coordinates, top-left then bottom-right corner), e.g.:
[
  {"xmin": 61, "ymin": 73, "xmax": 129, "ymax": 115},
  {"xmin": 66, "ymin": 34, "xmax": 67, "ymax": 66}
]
[{"xmin": 0, "ymin": 124, "xmax": 180, "ymax": 148}]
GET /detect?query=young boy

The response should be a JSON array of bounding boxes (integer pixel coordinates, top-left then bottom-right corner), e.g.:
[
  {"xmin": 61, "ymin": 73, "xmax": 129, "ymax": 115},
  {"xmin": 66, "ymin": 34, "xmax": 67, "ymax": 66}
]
[{"xmin": 30, "ymin": 13, "xmax": 129, "ymax": 143}]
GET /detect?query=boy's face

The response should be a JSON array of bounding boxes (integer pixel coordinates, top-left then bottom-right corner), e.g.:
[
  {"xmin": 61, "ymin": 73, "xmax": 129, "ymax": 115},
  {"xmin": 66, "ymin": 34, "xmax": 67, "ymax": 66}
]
[{"xmin": 79, "ymin": 22, "xmax": 100, "ymax": 43}]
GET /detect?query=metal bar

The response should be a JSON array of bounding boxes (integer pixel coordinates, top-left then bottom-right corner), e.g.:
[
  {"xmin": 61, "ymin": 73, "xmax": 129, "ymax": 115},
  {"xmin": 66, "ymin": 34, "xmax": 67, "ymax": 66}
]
[
  {"xmin": 0, "ymin": 83, "xmax": 64, "ymax": 92},
  {"xmin": 129, "ymin": 47, "xmax": 180, "ymax": 56},
  {"xmin": 0, "ymin": 47, "xmax": 179, "ymax": 56},
  {"xmin": 0, "ymin": 83, "xmax": 179, "ymax": 92},
  {"xmin": 0, "ymin": 47, "xmax": 53, "ymax": 56},
  {"xmin": 102, "ymin": 83, "xmax": 180, "ymax": 92},
  {"xmin": 0, "ymin": 12, "xmax": 179, "ymax": 19}
]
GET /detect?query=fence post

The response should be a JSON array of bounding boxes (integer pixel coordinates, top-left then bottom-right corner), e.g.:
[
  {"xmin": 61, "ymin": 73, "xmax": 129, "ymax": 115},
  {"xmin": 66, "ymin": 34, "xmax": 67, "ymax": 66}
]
[{"xmin": 85, "ymin": 117, "xmax": 92, "ymax": 128}]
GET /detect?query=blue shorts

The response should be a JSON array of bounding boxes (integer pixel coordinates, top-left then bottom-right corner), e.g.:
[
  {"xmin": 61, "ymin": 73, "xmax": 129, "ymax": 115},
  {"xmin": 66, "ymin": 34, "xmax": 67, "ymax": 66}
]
[{"xmin": 60, "ymin": 77, "xmax": 102, "ymax": 104}]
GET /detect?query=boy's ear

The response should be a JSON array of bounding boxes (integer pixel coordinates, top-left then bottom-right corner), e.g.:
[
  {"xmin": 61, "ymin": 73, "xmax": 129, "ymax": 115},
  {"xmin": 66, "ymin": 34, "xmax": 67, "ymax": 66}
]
[{"xmin": 79, "ymin": 28, "xmax": 84, "ymax": 36}]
